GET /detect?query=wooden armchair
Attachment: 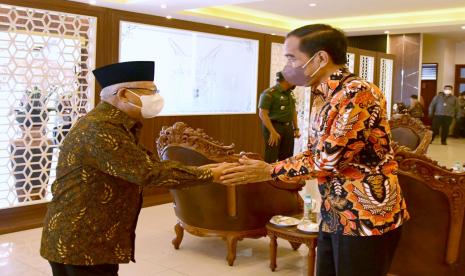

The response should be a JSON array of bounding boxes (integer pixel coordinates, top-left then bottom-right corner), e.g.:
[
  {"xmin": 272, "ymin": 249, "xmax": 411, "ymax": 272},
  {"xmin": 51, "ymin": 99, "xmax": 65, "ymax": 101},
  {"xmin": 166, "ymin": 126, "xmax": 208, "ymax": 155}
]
[
  {"xmin": 156, "ymin": 122, "xmax": 304, "ymax": 266},
  {"xmin": 389, "ymin": 150, "xmax": 465, "ymax": 276},
  {"xmin": 389, "ymin": 114, "xmax": 432, "ymax": 155}
]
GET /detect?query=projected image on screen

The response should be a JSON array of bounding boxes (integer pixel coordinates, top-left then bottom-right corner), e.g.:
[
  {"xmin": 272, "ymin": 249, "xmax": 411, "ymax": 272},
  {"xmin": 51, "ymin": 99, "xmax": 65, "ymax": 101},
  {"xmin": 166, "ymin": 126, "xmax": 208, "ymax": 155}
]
[{"xmin": 120, "ymin": 21, "xmax": 259, "ymax": 116}]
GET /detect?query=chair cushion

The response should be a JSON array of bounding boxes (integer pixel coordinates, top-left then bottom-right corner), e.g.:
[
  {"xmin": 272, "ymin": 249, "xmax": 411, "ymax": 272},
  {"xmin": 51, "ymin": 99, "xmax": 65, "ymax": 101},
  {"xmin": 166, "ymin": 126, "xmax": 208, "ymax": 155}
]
[{"xmin": 391, "ymin": 127, "xmax": 420, "ymax": 150}]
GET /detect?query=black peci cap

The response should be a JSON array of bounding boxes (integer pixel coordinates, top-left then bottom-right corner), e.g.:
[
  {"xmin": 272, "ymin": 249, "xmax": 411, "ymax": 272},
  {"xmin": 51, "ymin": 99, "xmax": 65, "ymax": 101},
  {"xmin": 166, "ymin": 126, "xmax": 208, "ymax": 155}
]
[
  {"xmin": 276, "ymin": 71, "xmax": 285, "ymax": 82},
  {"xmin": 92, "ymin": 61, "xmax": 154, "ymax": 89}
]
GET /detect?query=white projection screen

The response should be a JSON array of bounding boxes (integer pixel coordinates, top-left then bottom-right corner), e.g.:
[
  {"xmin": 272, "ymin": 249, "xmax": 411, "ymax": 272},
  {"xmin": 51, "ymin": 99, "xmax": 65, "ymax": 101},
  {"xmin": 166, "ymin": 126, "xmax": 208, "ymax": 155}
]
[{"xmin": 119, "ymin": 21, "xmax": 259, "ymax": 116}]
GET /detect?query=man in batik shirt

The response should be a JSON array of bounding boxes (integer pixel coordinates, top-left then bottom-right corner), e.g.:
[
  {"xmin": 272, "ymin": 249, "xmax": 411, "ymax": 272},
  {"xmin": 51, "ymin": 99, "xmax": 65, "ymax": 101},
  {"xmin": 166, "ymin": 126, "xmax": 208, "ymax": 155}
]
[
  {"xmin": 40, "ymin": 61, "xmax": 232, "ymax": 276},
  {"xmin": 221, "ymin": 25, "xmax": 409, "ymax": 276}
]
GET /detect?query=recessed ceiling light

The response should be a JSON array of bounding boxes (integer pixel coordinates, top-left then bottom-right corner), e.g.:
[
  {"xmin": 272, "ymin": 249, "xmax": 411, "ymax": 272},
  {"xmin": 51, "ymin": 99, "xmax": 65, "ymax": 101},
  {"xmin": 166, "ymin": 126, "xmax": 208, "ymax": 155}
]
[
  {"xmin": 166, "ymin": 15, "xmax": 172, "ymax": 19},
  {"xmin": 160, "ymin": 4, "xmax": 167, "ymax": 9},
  {"xmin": 384, "ymin": 30, "xmax": 390, "ymax": 34},
  {"xmin": 462, "ymin": 25, "xmax": 465, "ymax": 30},
  {"xmin": 224, "ymin": 25, "xmax": 230, "ymax": 28},
  {"xmin": 309, "ymin": 3, "xmax": 317, "ymax": 7},
  {"xmin": 89, "ymin": 0, "xmax": 97, "ymax": 5},
  {"xmin": 271, "ymin": 33, "xmax": 276, "ymax": 35}
]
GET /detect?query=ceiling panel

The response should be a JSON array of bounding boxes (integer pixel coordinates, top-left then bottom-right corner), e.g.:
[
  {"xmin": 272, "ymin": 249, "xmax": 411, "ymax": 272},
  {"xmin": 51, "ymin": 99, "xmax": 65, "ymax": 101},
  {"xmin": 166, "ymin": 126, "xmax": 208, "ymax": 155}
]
[
  {"xmin": 69, "ymin": 0, "xmax": 262, "ymax": 14},
  {"xmin": 67, "ymin": 0, "xmax": 465, "ymax": 37},
  {"xmin": 237, "ymin": 0, "xmax": 465, "ymax": 20}
]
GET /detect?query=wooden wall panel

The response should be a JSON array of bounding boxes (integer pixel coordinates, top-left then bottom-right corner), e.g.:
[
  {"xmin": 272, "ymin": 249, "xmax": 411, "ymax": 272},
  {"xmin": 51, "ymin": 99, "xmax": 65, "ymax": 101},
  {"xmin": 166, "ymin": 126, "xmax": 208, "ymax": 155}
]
[
  {"xmin": 388, "ymin": 34, "xmax": 422, "ymax": 104},
  {"xmin": 347, "ymin": 34, "xmax": 388, "ymax": 53}
]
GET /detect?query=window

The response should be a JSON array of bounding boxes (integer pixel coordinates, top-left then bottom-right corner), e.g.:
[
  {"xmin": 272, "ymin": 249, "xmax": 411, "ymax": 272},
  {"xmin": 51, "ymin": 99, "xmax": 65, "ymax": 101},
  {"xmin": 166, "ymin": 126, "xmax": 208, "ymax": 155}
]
[
  {"xmin": 359, "ymin": 55, "xmax": 375, "ymax": 83},
  {"xmin": 379, "ymin": 58, "xmax": 394, "ymax": 119},
  {"xmin": 346, "ymin": 52, "xmax": 355, "ymax": 73},
  {"xmin": 0, "ymin": 4, "xmax": 96, "ymax": 208},
  {"xmin": 421, "ymin": 63, "xmax": 437, "ymax": 80},
  {"xmin": 119, "ymin": 21, "xmax": 259, "ymax": 116}
]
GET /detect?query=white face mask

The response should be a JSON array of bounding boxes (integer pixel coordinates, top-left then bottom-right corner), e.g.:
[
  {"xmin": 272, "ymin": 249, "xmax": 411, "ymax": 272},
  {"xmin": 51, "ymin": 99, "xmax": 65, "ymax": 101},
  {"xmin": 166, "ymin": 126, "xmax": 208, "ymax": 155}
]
[
  {"xmin": 444, "ymin": 89, "xmax": 452, "ymax": 95},
  {"xmin": 127, "ymin": 89, "xmax": 164, "ymax": 118}
]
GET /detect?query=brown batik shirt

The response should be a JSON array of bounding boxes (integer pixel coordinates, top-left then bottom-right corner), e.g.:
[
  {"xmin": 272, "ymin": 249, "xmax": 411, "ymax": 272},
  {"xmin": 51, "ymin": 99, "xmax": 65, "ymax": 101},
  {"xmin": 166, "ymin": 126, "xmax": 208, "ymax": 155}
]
[{"xmin": 40, "ymin": 101, "xmax": 212, "ymax": 265}]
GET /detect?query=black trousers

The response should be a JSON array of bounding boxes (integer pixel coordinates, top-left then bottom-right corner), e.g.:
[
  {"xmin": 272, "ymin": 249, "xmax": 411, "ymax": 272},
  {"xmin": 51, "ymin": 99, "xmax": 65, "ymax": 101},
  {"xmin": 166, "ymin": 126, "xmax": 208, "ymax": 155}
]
[
  {"xmin": 316, "ymin": 227, "xmax": 402, "ymax": 276},
  {"xmin": 49, "ymin": 261, "xmax": 119, "ymax": 276},
  {"xmin": 432, "ymin": 115, "xmax": 453, "ymax": 144},
  {"xmin": 262, "ymin": 121, "xmax": 294, "ymax": 163}
]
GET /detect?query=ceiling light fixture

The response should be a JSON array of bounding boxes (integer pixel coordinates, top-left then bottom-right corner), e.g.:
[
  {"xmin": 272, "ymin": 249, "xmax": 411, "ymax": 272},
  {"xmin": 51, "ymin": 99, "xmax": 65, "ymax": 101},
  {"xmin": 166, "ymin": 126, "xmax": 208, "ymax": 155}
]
[
  {"xmin": 462, "ymin": 25, "xmax": 465, "ymax": 29},
  {"xmin": 89, "ymin": 0, "xmax": 97, "ymax": 5},
  {"xmin": 309, "ymin": 3, "xmax": 317, "ymax": 7},
  {"xmin": 166, "ymin": 15, "xmax": 172, "ymax": 19},
  {"xmin": 161, "ymin": 4, "xmax": 167, "ymax": 9},
  {"xmin": 384, "ymin": 30, "xmax": 390, "ymax": 34},
  {"xmin": 271, "ymin": 33, "xmax": 276, "ymax": 35},
  {"xmin": 224, "ymin": 25, "xmax": 230, "ymax": 28}
]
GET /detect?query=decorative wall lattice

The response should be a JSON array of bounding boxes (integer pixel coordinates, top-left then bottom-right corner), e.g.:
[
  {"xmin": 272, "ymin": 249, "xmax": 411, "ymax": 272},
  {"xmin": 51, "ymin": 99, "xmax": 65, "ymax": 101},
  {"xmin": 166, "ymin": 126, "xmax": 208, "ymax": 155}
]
[
  {"xmin": 0, "ymin": 4, "xmax": 96, "ymax": 208},
  {"xmin": 346, "ymin": 52, "xmax": 355, "ymax": 73},
  {"xmin": 379, "ymin": 58, "xmax": 394, "ymax": 119},
  {"xmin": 270, "ymin": 43, "xmax": 310, "ymax": 154},
  {"xmin": 359, "ymin": 55, "xmax": 375, "ymax": 83}
]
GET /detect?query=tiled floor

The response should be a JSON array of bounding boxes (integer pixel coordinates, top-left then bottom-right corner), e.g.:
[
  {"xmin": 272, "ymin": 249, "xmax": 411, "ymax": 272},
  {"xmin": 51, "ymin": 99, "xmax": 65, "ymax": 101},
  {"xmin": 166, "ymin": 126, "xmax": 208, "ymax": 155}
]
[
  {"xmin": 1, "ymin": 137, "xmax": 464, "ymax": 276},
  {"xmin": 0, "ymin": 203, "xmax": 309, "ymax": 276},
  {"xmin": 426, "ymin": 137, "xmax": 465, "ymax": 168}
]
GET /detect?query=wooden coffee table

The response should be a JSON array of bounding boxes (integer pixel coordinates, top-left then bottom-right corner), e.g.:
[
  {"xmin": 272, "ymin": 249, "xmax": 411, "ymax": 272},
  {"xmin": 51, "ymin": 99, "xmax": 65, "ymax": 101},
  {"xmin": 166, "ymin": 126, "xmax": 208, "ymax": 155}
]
[{"xmin": 266, "ymin": 221, "xmax": 318, "ymax": 276}]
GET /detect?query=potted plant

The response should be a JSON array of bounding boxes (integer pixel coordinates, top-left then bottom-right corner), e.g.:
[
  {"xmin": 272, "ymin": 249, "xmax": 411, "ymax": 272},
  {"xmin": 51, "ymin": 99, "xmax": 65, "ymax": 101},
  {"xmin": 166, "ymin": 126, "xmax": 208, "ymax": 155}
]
[{"xmin": 10, "ymin": 86, "xmax": 55, "ymax": 203}]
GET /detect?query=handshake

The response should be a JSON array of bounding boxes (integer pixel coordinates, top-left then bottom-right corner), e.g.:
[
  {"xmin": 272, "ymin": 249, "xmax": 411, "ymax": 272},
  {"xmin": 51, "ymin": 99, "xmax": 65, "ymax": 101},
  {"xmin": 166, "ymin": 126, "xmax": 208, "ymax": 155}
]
[{"xmin": 199, "ymin": 156, "xmax": 274, "ymax": 185}]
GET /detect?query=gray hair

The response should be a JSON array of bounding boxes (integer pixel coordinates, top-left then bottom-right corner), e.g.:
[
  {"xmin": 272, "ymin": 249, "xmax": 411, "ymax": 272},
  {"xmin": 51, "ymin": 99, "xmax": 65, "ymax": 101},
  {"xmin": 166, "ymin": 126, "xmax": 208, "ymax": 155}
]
[{"xmin": 100, "ymin": 86, "xmax": 116, "ymax": 100}]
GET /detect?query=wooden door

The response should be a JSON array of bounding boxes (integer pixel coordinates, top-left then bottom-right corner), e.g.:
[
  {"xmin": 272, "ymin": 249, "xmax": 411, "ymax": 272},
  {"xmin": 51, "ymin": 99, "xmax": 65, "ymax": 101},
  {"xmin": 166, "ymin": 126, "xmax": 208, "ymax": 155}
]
[
  {"xmin": 455, "ymin": 64, "xmax": 465, "ymax": 95},
  {"xmin": 420, "ymin": 63, "xmax": 438, "ymax": 125},
  {"xmin": 421, "ymin": 80, "xmax": 437, "ymax": 125}
]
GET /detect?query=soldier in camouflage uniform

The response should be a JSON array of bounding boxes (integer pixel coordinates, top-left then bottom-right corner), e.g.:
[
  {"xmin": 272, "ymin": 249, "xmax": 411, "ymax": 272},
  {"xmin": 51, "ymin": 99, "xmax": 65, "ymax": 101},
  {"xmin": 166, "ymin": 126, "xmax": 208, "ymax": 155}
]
[{"xmin": 258, "ymin": 72, "xmax": 300, "ymax": 163}]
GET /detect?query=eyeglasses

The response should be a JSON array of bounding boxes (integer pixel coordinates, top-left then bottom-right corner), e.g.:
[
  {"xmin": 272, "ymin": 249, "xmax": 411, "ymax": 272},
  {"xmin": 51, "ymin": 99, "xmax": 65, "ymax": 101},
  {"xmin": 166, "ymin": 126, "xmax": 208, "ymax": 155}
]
[{"xmin": 112, "ymin": 87, "xmax": 160, "ymax": 95}]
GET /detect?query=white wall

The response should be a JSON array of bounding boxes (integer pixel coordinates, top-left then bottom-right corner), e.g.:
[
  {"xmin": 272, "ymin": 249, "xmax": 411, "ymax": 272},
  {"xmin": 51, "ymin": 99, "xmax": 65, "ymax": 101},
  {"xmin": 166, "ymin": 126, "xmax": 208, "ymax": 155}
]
[
  {"xmin": 457, "ymin": 42, "xmax": 465, "ymax": 64},
  {"xmin": 422, "ymin": 34, "xmax": 457, "ymax": 91}
]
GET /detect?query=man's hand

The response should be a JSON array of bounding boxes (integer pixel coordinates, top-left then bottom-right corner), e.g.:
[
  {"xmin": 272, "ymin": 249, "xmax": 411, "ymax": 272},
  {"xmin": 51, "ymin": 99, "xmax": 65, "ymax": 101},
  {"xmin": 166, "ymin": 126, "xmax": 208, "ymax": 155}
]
[
  {"xmin": 202, "ymin": 163, "xmax": 240, "ymax": 184},
  {"xmin": 220, "ymin": 157, "xmax": 273, "ymax": 185},
  {"xmin": 268, "ymin": 131, "xmax": 281, "ymax": 147},
  {"xmin": 294, "ymin": 129, "xmax": 301, "ymax": 138},
  {"xmin": 199, "ymin": 163, "xmax": 224, "ymax": 170}
]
